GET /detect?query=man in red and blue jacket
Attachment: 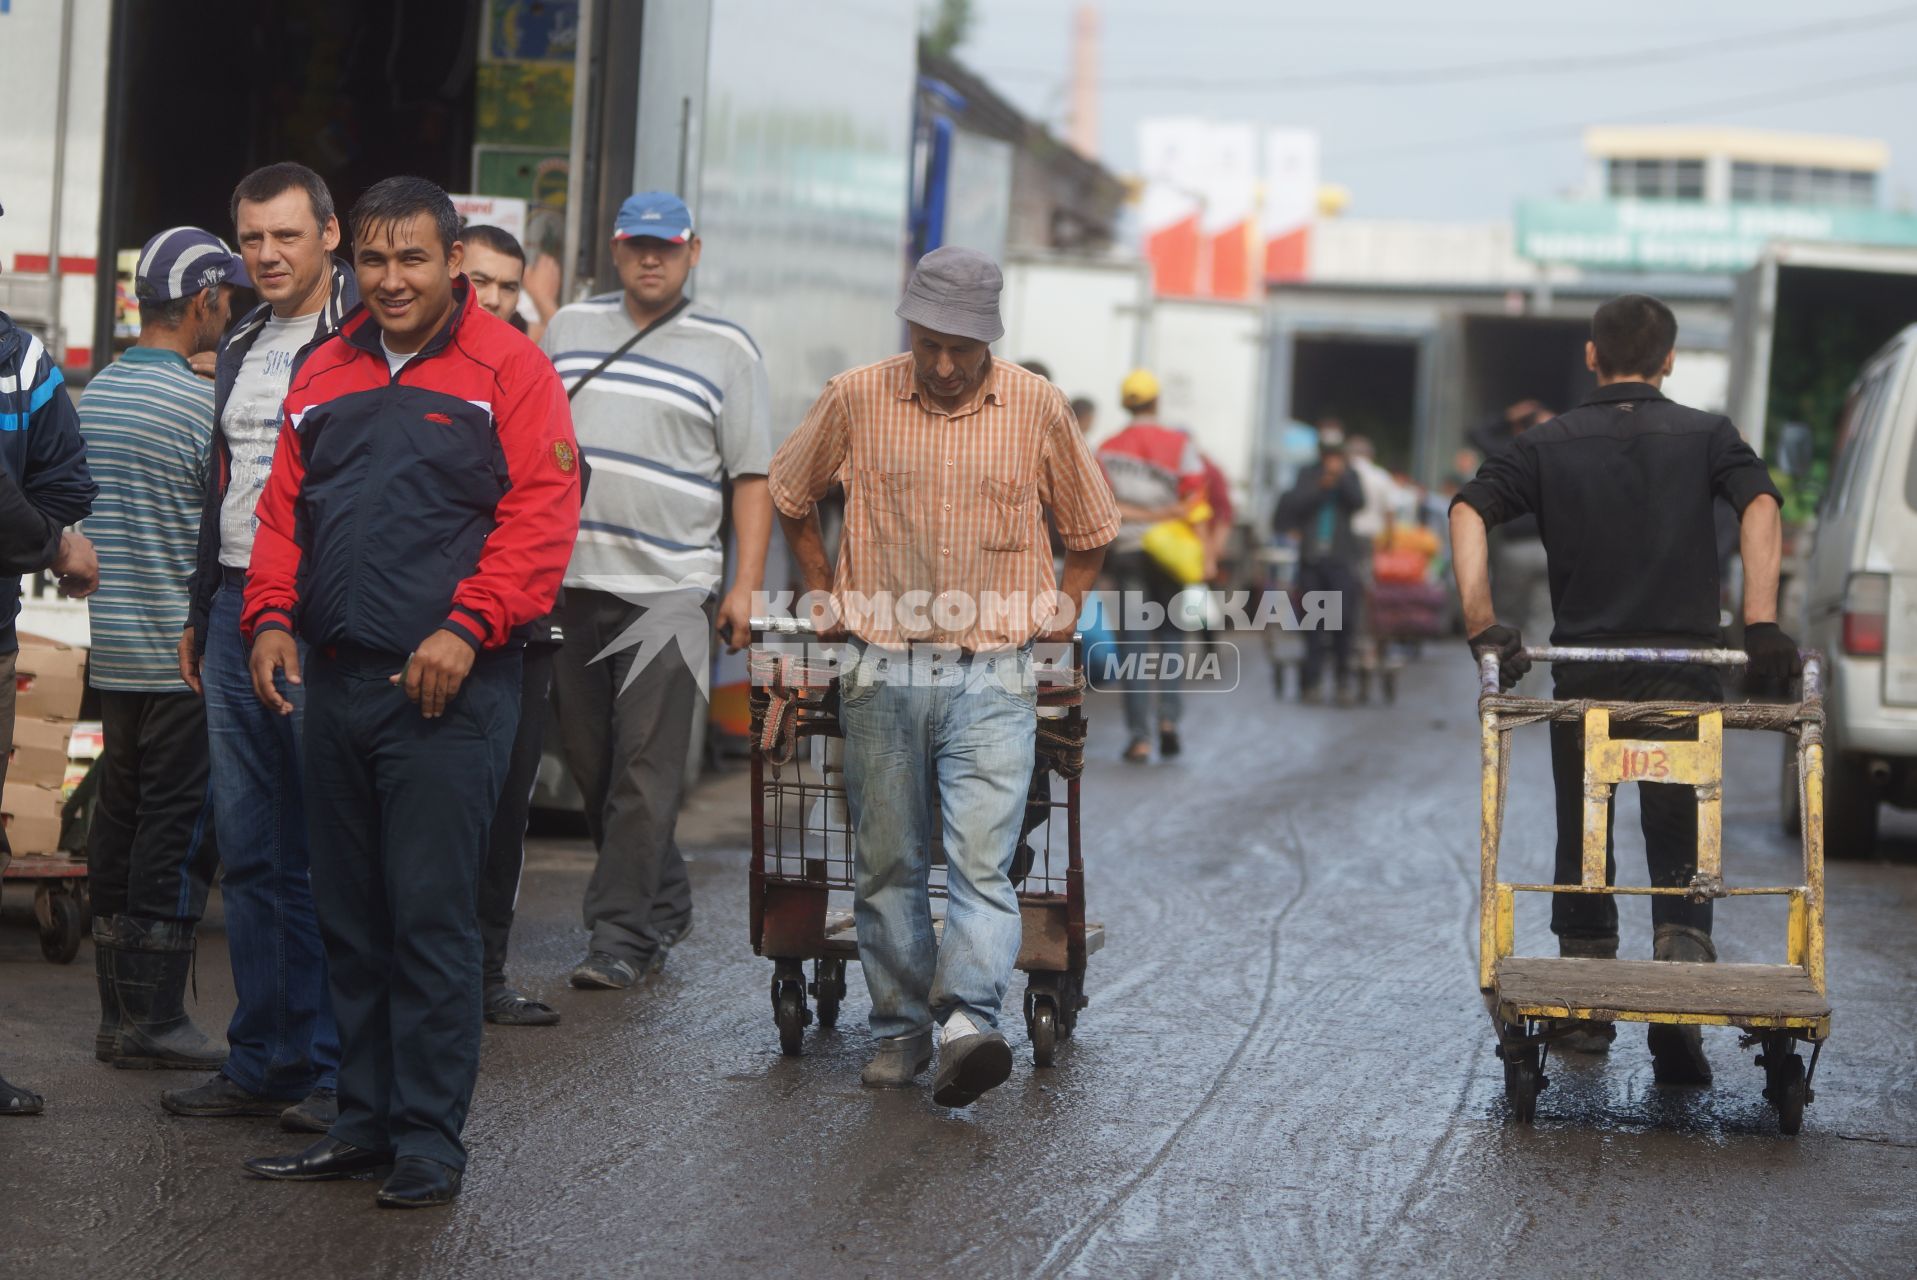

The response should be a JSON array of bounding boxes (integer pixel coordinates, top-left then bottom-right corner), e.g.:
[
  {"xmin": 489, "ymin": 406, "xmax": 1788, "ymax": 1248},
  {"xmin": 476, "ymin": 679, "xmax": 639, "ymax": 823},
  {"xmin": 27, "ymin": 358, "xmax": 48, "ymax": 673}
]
[{"xmin": 237, "ymin": 178, "xmax": 580, "ymax": 1208}]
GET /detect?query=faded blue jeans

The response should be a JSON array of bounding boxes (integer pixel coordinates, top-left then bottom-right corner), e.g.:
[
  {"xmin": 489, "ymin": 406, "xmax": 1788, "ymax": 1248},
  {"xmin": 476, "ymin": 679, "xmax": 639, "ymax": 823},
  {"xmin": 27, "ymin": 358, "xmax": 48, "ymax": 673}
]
[
  {"xmin": 839, "ymin": 642, "xmax": 1037, "ymax": 1041},
  {"xmin": 203, "ymin": 579, "xmax": 339, "ymax": 1099}
]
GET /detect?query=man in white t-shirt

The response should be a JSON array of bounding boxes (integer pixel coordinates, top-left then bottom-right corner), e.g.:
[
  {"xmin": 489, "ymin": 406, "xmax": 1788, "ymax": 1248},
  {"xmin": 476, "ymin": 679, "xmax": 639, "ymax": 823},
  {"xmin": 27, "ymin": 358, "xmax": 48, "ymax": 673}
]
[{"xmin": 163, "ymin": 163, "xmax": 358, "ymax": 1134}]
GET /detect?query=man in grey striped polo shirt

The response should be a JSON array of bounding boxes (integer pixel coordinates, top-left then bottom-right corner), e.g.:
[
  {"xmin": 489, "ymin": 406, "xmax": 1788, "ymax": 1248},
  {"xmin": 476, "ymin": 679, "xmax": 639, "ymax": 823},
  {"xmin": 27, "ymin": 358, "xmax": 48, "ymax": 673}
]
[
  {"xmin": 78, "ymin": 227, "xmax": 240, "ymax": 1072},
  {"xmin": 543, "ymin": 191, "xmax": 772, "ymax": 989}
]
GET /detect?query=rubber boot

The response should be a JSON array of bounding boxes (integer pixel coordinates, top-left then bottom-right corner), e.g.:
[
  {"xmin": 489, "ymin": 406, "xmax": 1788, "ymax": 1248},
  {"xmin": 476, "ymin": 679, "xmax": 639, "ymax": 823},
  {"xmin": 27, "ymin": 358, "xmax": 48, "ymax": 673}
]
[
  {"xmin": 93, "ymin": 917, "xmax": 123, "ymax": 1062},
  {"xmin": 1647, "ymin": 924, "xmax": 1715, "ymax": 1086},
  {"xmin": 1553, "ymin": 935, "xmax": 1618, "ymax": 1053},
  {"xmin": 111, "ymin": 917, "xmax": 228, "ymax": 1071}
]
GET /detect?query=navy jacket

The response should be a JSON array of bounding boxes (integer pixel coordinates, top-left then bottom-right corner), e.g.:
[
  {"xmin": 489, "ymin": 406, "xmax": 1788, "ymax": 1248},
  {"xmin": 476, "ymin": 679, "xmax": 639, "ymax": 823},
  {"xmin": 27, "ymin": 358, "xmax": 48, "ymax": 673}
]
[
  {"xmin": 243, "ymin": 280, "xmax": 581, "ymax": 656},
  {"xmin": 185, "ymin": 259, "xmax": 358, "ymax": 654},
  {"xmin": 0, "ymin": 310, "xmax": 98, "ymax": 650}
]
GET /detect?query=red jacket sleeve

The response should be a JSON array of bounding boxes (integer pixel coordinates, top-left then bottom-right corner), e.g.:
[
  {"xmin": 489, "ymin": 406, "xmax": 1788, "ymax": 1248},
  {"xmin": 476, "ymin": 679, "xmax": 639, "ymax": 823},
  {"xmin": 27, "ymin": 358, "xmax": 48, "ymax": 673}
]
[
  {"xmin": 441, "ymin": 345, "xmax": 582, "ymax": 650},
  {"xmin": 240, "ymin": 403, "xmax": 310, "ymax": 642}
]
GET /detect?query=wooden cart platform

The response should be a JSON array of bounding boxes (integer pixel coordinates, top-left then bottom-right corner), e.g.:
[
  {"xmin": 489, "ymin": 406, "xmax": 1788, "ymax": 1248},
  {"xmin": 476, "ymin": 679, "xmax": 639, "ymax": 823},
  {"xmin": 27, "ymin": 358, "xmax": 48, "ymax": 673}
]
[{"xmin": 1494, "ymin": 957, "xmax": 1830, "ymax": 1033}]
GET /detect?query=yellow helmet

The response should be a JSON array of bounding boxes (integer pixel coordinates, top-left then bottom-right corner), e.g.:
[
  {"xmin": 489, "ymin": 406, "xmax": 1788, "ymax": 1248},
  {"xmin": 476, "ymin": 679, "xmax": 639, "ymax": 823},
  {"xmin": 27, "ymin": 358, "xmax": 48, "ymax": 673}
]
[{"xmin": 1120, "ymin": 368, "xmax": 1160, "ymax": 409}]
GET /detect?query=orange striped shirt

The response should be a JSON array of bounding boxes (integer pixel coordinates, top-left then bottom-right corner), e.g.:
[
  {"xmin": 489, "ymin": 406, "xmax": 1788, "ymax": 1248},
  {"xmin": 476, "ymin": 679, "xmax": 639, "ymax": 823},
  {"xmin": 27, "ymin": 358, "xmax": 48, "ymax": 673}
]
[{"xmin": 769, "ymin": 354, "xmax": 1119, "ymax": 651}]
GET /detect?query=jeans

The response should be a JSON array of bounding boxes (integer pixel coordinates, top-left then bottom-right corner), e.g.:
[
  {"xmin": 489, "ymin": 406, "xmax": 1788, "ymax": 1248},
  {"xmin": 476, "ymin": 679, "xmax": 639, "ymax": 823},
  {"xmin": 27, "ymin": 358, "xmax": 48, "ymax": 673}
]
[
  {"xmin": 304, "ymin": 646, "xmax": 519, "ymax": 1171},
  {"xmin": 1298, "ymin": 557, "xmax": 1360, "ymax": 693},
  {"xmin": 202, "ymin": 580, "xmax": 338, "ymax": 1098},
  {"xmin": 1550, "ymin": 660, "xmax": 1721, "ymax": 943},
  {"xmin": 1107, "ymin": 549, "xmax": 1183, "ymax": 741},
  {"xmin": 552, "ymin": 590, "xmax": 697, "ymax": 965},
  {"xmin": 87, "ymin": 689, "xmax": 218, "ymax": 922},
  {"xmin": 839, "ymin": 642, "xmax": 1037, "ymax": 1040}
]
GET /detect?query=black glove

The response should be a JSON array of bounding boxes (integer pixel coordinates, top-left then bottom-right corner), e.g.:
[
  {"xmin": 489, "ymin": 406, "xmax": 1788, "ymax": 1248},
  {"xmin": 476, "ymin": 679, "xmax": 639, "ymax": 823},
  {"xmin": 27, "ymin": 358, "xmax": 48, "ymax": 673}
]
[
  {"xmin": 1469, "ymin": 624, "xmax": 1528, "ymax": 690},
  {"xmin": 1743, "ymin": 622, "xmax": 1801, "ymax": 695}
]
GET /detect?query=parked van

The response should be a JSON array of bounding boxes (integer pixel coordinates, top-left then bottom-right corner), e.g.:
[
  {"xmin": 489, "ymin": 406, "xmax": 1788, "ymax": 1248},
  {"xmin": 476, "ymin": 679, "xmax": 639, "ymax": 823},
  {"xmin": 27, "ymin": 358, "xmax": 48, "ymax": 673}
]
[{"xmin": 1786, "ymin": 323, "xmax": 1917, "ymax": 855}]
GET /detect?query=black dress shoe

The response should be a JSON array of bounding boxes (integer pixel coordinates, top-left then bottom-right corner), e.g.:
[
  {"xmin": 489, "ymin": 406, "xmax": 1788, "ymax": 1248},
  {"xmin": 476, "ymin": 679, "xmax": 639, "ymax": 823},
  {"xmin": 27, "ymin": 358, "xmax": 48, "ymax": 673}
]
[
  {"xmin": 376, "ymin": 1156, "xmax": 463, "ymax": 1208},
  {"xmin": 243, "ymin": 1137, "xmax": 394, "ymax": 1182}
]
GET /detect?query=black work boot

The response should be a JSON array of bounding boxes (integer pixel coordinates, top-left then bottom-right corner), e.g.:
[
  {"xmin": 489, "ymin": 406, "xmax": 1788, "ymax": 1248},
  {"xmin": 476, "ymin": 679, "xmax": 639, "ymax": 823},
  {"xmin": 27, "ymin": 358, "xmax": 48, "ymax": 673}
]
[
  {"xmin": 112, "ymin": 917, "xmax": 228, "ymax": 1071},
  {"xmin": 1552, "ymin": 935, "xmax": 1618, "ymax": 1054},
  {"xmin": 93, "ymin": 917, "xmax": 123, "ymax": 1062},
  {"xmin": 1647, "ymin": 925, "xmax": 1715, "ymax": 1086}
]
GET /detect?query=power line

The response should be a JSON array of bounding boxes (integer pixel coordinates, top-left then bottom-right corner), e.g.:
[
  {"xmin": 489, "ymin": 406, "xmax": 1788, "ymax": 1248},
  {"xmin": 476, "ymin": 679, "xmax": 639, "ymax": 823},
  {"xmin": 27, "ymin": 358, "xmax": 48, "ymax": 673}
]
[
  {"xmin": 1330, "ymin": 64, "xmax": 1915, "ymax": 167},
  {"xmin": 981, "ymin": 2, "xmax": 1917, "ymax": 92}
]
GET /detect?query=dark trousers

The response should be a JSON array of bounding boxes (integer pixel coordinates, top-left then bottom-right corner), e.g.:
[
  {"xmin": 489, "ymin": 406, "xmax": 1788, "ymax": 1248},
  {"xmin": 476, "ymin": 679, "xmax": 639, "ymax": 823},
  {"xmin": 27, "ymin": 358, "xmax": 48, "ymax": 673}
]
[
  {"xmin": 87, "ymin": 690, "xmax": 218, "ymax": 922},
  {"xmin": 552, "ymin": 589, "xmax": 697, "ymax": 965},
  {"xmin": 1107, "ymin": 549, "xmax": 1186, "ymax": 740},
  {"xmin": 477, "ymin": 643, "xmax": 555, "ymax": 988},
  {"xmin": 1550, "ymin": 661, "xmax": 1720, "ymax": 942},
  {"xmin": 303, "ymin": 647, "xmax": 520, "ymax": 1171},
  {"xmin": 1298, "ymin": 557, "xmax": 1361, "ymax": 691}
]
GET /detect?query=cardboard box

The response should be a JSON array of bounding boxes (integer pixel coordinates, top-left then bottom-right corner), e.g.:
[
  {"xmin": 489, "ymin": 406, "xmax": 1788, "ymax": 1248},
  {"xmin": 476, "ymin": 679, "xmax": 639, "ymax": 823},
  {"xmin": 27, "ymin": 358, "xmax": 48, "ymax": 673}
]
[
  {"xmin": 7, "ymin": 716, "xmax": 78, "ymax": 788},
  {"xmin": 15, "ymin": 640, "xmax": 87, "ymax": 721},
  {"xmin": 2, "ymin": 780, "xmax": 66, "ymax": 855}
]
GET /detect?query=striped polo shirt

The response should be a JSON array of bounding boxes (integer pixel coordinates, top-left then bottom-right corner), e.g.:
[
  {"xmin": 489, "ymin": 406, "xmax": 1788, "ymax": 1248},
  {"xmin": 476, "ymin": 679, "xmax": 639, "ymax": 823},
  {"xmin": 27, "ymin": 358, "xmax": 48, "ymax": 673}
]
[
  {"xmin": 542, "ymin": 296, "xmax": 771, "ymax": 593},
  {"xmin": 77, "ymin": 348, "xmax": 214, "ymax": 691}
]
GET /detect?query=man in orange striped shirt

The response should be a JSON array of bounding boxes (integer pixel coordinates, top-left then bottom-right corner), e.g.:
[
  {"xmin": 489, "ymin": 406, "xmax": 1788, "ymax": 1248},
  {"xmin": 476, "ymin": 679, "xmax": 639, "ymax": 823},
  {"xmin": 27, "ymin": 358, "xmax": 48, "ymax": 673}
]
[{"xmin": 770, "ymin": 247, "xmax": 1117, "ymax": 1107}]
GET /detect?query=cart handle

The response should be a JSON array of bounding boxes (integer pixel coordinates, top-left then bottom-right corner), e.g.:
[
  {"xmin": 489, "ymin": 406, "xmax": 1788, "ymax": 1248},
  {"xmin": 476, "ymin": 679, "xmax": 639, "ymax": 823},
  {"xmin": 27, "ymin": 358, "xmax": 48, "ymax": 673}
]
[{"xmin": 1478, "ymin": 646, "xmax": 1824, "ymax": 700}]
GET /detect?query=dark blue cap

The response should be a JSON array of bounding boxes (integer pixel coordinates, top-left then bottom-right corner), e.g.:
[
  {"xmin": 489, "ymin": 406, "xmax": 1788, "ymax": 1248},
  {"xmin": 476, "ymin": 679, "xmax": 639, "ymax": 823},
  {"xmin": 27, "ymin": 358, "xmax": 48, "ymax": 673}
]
[
  {"xmin": 135, "ymin": 226, "xmax": 251, "ymax": 301},
  {"xmin": 612, "ymin": 191, "xmax": 694, "ymax": 244}
]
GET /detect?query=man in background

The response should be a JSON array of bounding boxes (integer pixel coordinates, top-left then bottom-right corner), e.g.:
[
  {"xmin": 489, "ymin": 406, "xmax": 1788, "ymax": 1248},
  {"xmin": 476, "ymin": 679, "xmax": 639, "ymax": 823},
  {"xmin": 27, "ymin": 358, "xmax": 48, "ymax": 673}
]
[
  {"xmin": 166, "ymin": 163, "xmax": 353, "ymax": 1133},
  {"xmin": 1275, "ymin": 429, "xmax": 1366, "ymax": 705},
  {"xmin": 1097, "ymin": 369, "xmax": 1207, "ymax": 762},
  {"xmin": 461, "ymin": 223, "xmax": 563, "ymax": 1027},
  {"xmin": 79, "ymin": 228, "xmax": 239, "ymax": 1073},
  {"xmin": 543, "ymin": 192, "xmax": 772, "ymax": 991}
]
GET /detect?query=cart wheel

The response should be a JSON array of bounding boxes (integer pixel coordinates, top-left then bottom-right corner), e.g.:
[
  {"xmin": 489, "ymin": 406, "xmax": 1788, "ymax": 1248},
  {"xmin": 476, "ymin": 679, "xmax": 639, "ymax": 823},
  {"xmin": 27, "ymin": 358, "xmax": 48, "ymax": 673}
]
[
  {"xmin": 811, "ymin": 958, "xmax": 845, "ymax": 1031},
  {"xmin": 775, "ymin": 984, "xmax": 809, "ymax": 1057},
  {"xmin": 39, "ymin": 889, "xmax": 83, "ymax": 965},
  {"xmin": 1030, "ymin": 1000, "xmax": 1058, "ymax": 1067},
  {"xmin": 1503, "ymin": 1053, "xmax": 1540, "ymax": 1124},
  {"xmin": 1762, "ymin": 1042, "xmax": 1807, "ymax": 1136}
]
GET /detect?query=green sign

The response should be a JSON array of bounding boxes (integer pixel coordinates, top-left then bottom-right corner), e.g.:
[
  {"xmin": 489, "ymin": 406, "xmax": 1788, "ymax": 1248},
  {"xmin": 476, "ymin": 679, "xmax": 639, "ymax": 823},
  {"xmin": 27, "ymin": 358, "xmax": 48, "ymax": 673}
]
[{"xmin": 1516, "ymin": 199, "xmax": 1917, "ymax": 272}]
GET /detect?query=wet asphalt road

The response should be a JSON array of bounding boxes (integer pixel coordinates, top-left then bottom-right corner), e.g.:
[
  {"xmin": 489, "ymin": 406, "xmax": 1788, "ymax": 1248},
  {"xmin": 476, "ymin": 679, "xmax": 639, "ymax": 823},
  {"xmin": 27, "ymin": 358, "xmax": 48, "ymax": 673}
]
[{"xmin": 3, "ymin": 650, "xmax": 1916, "ymax": 1279}]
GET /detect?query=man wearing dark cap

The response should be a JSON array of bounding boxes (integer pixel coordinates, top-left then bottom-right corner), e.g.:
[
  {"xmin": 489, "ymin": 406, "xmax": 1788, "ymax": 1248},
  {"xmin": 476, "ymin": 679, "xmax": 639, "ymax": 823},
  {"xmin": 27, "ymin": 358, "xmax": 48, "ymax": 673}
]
[
  {"xmin": 78, "ymin": 228, "xmax": 241, "ymax": 1072},
  {"xmin": 770, "ymin": 246, "xmax": 1119, "ymax": 1107},
  {"xmin": 543, "ymin": 191, "xmax": 772, "ymax": 991}
]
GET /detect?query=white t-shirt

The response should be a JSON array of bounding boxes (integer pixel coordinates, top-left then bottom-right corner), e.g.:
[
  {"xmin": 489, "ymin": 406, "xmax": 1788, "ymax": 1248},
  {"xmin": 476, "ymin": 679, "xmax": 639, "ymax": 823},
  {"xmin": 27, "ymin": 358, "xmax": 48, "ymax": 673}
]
[
  {"xmin": 1350, "ymin": 455, "xmax": 1400, "ymax": 542},
  {"xmin": 218, "ymin": 312, "xmax": 317, "ymax": 568},
  {"xmin": 382, "ymin": 335, "xmax": 417, "ymax": 377}
]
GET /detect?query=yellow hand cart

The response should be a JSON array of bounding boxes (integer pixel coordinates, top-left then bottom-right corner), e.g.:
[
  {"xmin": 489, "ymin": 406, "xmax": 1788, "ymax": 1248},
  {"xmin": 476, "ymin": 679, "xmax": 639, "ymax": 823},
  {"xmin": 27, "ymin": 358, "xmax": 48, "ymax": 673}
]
[{"xmin": 1476, "ymin": 646, "xmax": 1829, "ymax": 1132}]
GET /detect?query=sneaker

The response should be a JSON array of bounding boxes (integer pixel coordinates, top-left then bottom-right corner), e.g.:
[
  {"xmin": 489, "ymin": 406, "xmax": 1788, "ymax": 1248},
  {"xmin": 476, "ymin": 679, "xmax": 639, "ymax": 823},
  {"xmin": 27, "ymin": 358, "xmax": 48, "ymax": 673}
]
[
  {"xmin": 280, "ymin": 1087, "xmax": 338, "ymax": 1134},
  {"xmin": 931, "ymin": 1016, "xmax": 1013, "ymax": 1108},
  {"xmin": 860, "ymin": 1030, "xmax": 933, "ymax": 1088},
  {"xmin": 569, "ymin": 952, "xmax": 640, "ymax": 990},
  {"xmin": 162, "ymin": 1073, "xmax": 291, "ymax": 1118}
]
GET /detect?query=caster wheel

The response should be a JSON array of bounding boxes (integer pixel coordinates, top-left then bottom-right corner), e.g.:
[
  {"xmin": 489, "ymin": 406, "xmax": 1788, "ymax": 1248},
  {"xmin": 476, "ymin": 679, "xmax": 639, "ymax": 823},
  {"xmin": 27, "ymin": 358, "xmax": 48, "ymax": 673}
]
[
  {"xmin": 811, "ymin": 959, "xmax": 845, "ymax": 1030},
  {"xmin": 775, "ymin": 984, "xmax": 809, "ymax": 1056},
  {"xmin": 1030, "ymin": 1000, "xmax": 1058, "ymax": 1067},
  {"xmin": 1762, "ymin": 1043, "xmax": 1807, "ymax": 1135},
  {"xmin": 37, "ymin": 889, "xmax": 83, "ymax": 965},
  {"xmin": 1500, "ymin": 1028, "xmax": 1546, "ymax": 1124}
]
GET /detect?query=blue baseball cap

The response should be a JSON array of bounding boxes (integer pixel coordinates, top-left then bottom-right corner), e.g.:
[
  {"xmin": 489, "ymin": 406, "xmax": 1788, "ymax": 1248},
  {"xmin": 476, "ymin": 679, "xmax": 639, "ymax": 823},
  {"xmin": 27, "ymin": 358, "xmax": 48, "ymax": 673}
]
[
  {"xmin": 135, "ymin": 226, "xmax": 251, "ymax": 301},
  {"xmin": 612, "ymin": 191, "xmax": 694, "ymax": 244}
]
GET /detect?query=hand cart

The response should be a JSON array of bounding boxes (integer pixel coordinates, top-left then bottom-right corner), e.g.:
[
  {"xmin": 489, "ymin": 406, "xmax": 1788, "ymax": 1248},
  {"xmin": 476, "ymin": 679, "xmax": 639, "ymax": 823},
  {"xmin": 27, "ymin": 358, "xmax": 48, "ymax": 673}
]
[
  {"xmin": 746, "ymin": 619, "xmax": 1101, "ymax": 1066},
  {"xmin": 1476, "ymin": 646, "xmax": 1829, "ymax": 1132}
]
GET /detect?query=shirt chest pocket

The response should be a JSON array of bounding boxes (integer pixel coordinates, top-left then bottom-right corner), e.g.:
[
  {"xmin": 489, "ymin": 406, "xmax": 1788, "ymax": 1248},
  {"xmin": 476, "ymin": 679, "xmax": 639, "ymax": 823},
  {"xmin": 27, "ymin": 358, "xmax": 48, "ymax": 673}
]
[
  {"xmin": 978, "ymin": 476, "xmax": 1035, "ymax": 552},
  {"xmin": 857, "ymin": 468, "xmax": 914, "ymax": 546}
]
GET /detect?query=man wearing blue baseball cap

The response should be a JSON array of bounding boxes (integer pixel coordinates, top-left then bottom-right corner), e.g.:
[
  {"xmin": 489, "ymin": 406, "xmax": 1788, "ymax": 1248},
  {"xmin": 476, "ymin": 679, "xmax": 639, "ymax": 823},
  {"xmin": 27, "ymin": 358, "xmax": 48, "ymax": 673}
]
[
  {"xmin": 77, "ymin": 227, "xmax": 243, "ymax": 1073},
  {"xmin": 543, "ymin": 191, "xmax": 772, "ymax": 989}
]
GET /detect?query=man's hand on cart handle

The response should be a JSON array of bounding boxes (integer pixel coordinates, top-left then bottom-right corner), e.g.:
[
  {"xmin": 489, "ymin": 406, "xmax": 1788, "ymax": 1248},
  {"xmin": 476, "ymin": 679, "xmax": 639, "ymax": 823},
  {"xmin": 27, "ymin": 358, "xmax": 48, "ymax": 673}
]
[
  {"xmin": 249, "ymin": 630, "xmax": 302, "ymax": 716},
  {"xmin": 1742, "ymin": 621, "xmax": 1802, "ymax": 696},
  {"xmin": 1469, "ymin": 624, "xmax": 1528, "ymax": 690}
]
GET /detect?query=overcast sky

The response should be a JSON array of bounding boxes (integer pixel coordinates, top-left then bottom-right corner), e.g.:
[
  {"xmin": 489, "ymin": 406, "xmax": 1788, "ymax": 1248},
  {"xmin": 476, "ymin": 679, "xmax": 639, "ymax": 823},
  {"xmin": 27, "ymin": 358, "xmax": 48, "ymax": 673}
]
[{"xmin": 956, "ymin": 0, "xmax": 1917, "ymax": 221}]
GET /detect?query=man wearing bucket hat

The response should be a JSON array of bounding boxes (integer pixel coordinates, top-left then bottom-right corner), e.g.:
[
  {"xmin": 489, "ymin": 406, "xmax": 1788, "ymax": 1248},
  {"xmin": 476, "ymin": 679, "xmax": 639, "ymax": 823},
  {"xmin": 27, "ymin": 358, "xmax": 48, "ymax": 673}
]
[
  {"xmin": 78, "ymin": 228, "xmax": 243, "ymax": 1072},
  {"xmin": 770, "ymin": 246, "xmax": 1119, "ymax": 1107}
]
